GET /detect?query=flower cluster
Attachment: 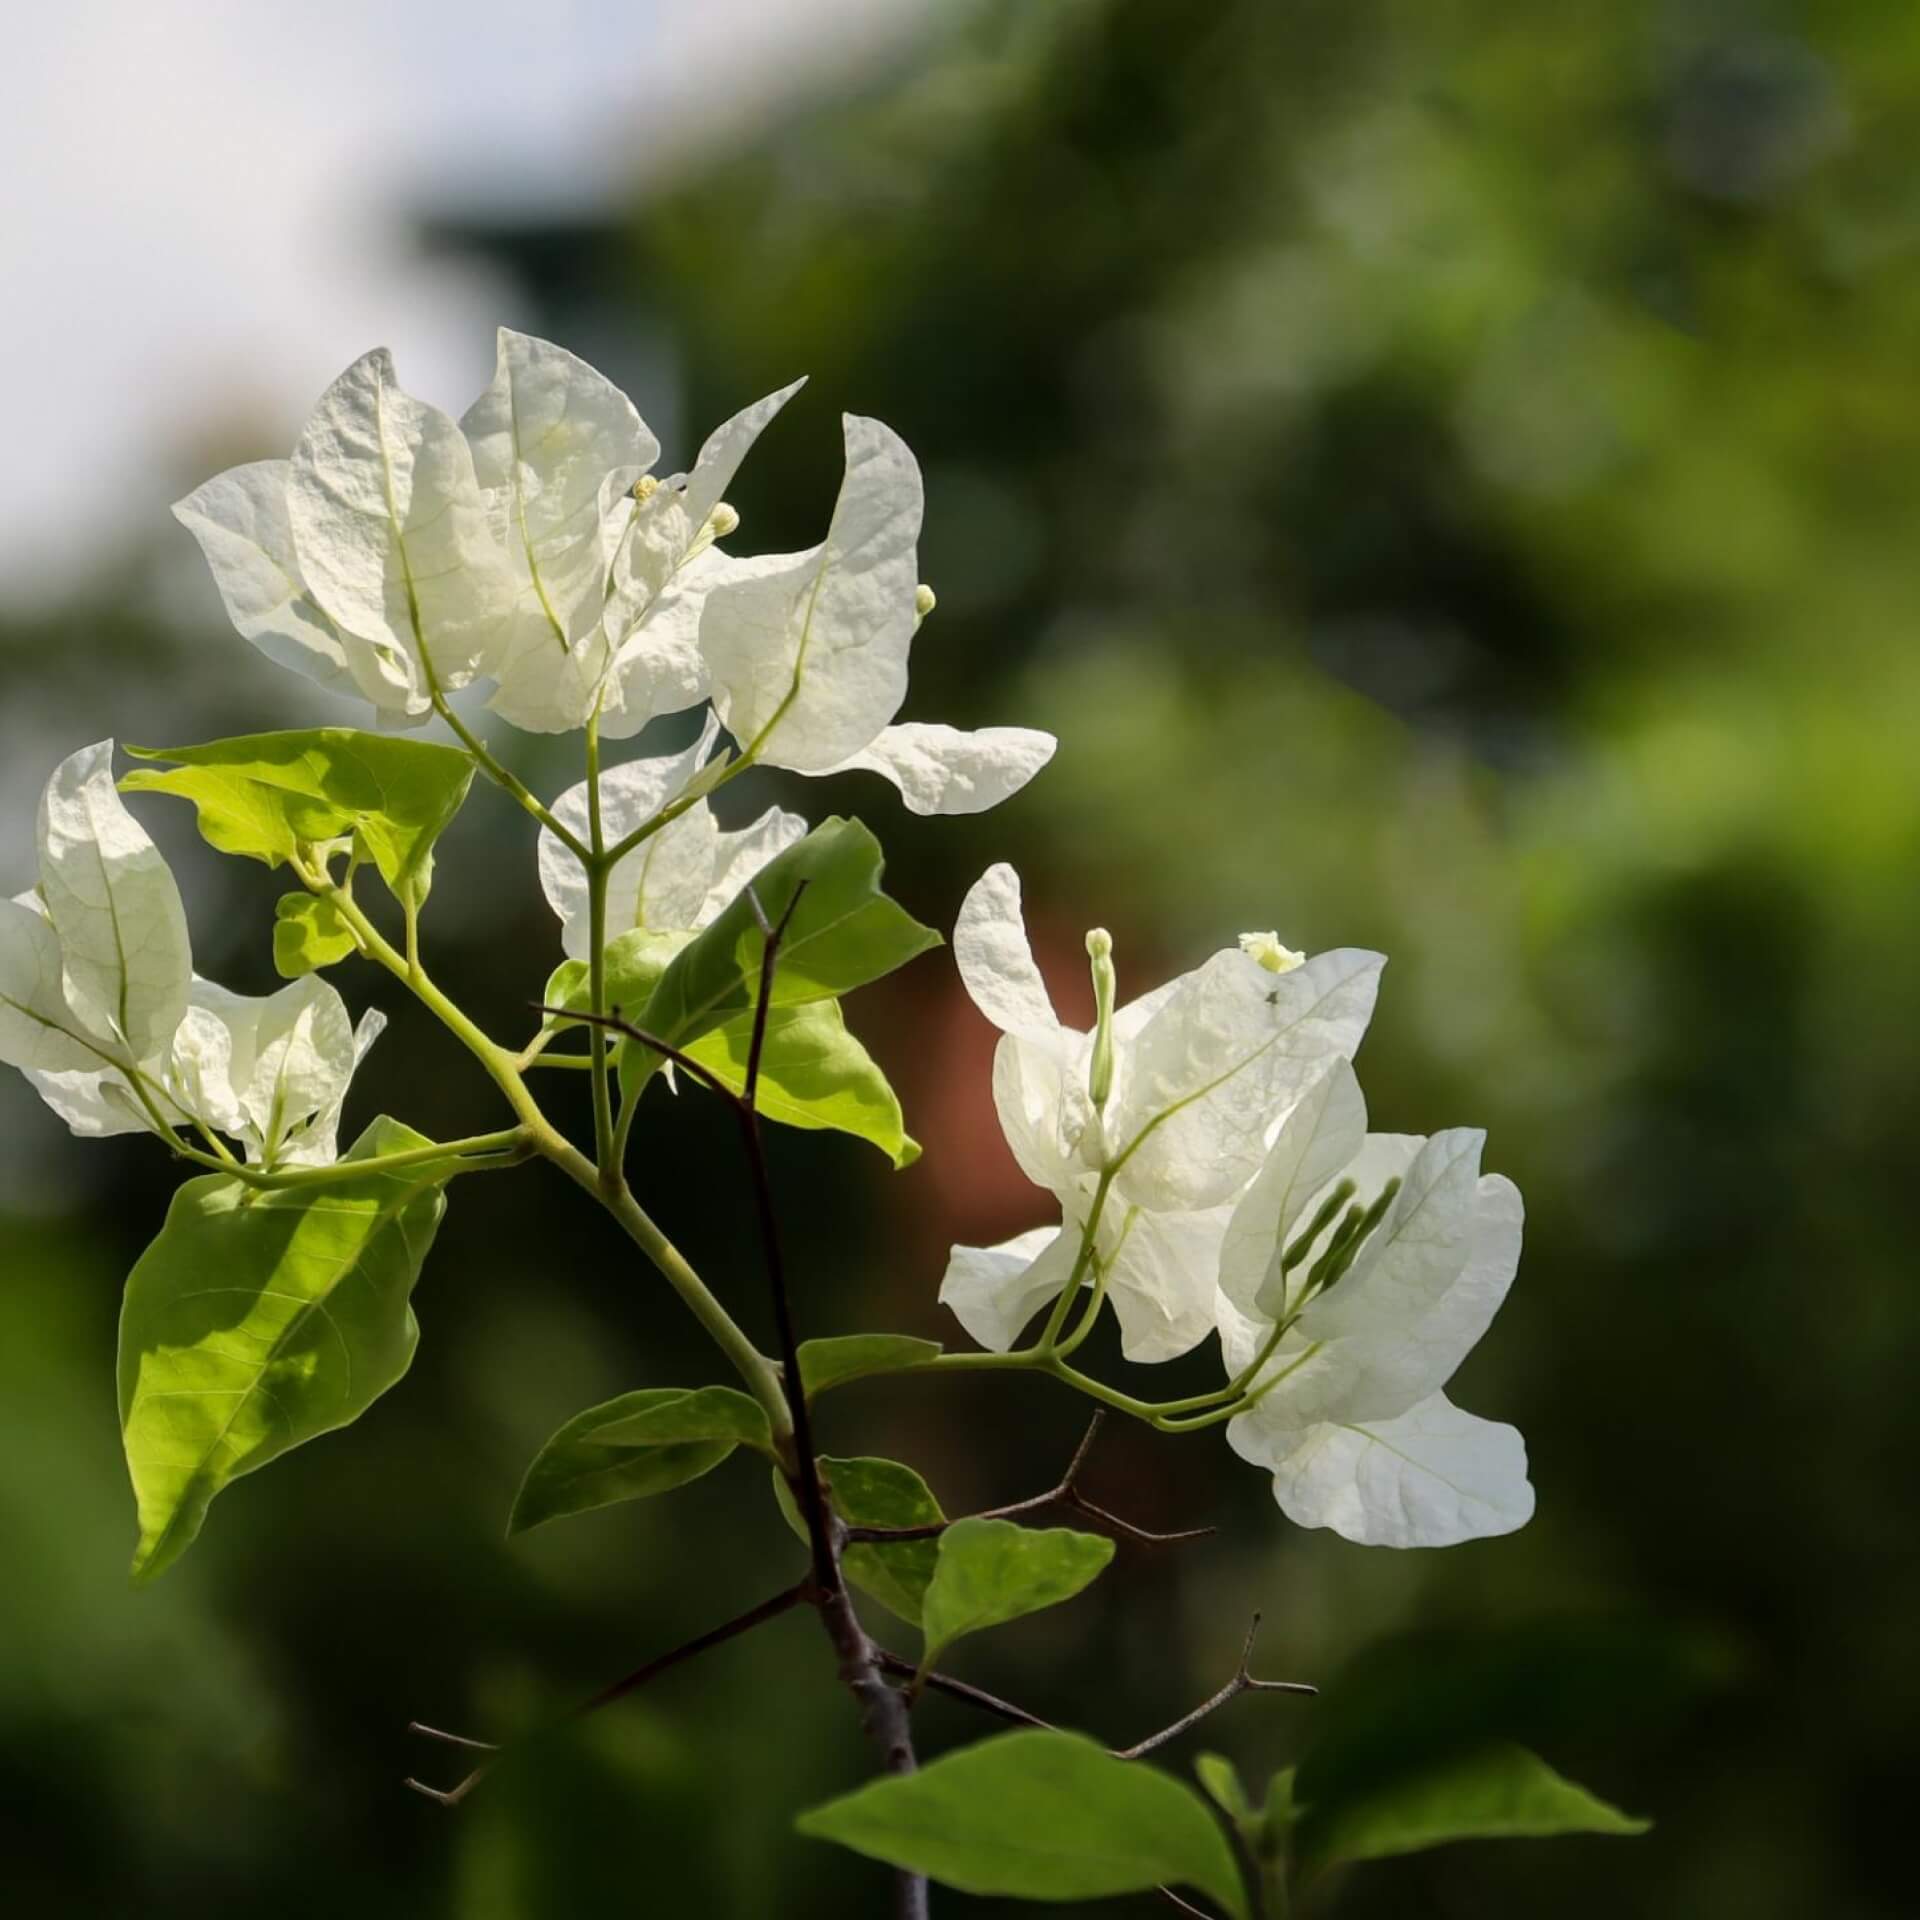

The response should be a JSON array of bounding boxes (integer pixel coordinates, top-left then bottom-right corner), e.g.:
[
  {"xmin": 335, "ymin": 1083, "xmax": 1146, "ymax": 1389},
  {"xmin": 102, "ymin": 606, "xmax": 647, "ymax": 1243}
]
[
  {"xmin": 941, "ymin": 866, "xmax": 1532, "ymax": 1548},
  {"xmin": 0, "ymin": 743, "xmax": 380, "ymax": 1164},
  {"xmin": 174, "ymin": 329, "xmax": 1056, "ymax": 813},
  {"xmin": 3, "ymin": 328, "xmax": 1531, "ymax": 1558}
]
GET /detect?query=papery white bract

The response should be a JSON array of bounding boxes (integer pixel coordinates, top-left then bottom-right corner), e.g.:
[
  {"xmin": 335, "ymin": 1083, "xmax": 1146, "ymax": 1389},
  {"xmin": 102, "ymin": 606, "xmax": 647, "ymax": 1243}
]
[
  {"xmin": 460, "ymin": 329, "xmax": 662, "ymax": 734},
  {"xmin": 1218, "ymin": 1059, "xmax": 1532, "ymax": 1547},
  {"xmin": 35, "ymin": 740, "xmax": 192, "ymax": 1068},
  {"xmin": 701, "ymin": 417, "xmax": 1057, "ymax": 815},
  {"xmin": 937, "ymin": 863, "xmax": 1383, "ymax": 1361},
  {"xmin": 592, "ymin": 379, "xmax": 805, "ymax": 742},
  {"xmin": 176, "ymin": 331, "xmax": 804, "ymax": 743},
  {"xmin": 537, "ymin": 714, "xmax": 806, "ymax": 958},
  {"xmin": 181, "ymin": 976, "xmax": 386, "ymax": 1167}
]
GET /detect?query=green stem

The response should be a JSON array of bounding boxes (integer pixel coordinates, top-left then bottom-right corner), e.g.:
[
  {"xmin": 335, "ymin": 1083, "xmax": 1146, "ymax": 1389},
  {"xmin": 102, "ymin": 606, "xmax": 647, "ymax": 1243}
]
[
  {"xmin": 584, "ymin": 714, "xmax": 616, "ymax": 1177},
  {"xmin": 225, "ymin": 1128, "xmax": 532, "ymax": 1191},
  {"xmin": 432, "ymin": 690, "xmax": 588, "ymax": 862},
  {"xmin": 598, "ymin": 1179, "xmax": 793, "ymax": 1443},
  {"xmin": 601, "ymin": 751, "xmax": 749, "ymax": 866},
  {"xmin": 297, "ymin": 859, "xmax": 786, "ymax": 1440}
]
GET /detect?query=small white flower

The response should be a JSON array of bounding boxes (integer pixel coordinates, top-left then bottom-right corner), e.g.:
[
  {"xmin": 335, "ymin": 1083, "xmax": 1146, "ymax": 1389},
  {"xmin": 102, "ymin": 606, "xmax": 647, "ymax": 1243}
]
[
  {"xmin": 1238, "ymin": 930, "xmax": 1305, "ymax": 974},
  {"xmin": 1216, "ymin": 1057, "xmax": 1532, "ymax": 1548},
  {"xmin": 937, "ymin": 864, "xmax": 1384, "ymax": 1361}
]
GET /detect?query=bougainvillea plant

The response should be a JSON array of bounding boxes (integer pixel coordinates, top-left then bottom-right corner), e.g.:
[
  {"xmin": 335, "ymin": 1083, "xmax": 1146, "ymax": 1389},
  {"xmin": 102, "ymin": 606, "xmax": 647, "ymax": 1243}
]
[{"xmin": 0, "ymin": 332, "xmax": 1646, "ymax": 1914}]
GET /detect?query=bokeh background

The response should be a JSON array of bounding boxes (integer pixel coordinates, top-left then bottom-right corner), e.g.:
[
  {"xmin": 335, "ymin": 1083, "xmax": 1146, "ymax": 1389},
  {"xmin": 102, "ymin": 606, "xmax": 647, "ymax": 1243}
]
[{"xmin": 3, "ymin": 2, "xmax": 1914, "ymax": 1914}]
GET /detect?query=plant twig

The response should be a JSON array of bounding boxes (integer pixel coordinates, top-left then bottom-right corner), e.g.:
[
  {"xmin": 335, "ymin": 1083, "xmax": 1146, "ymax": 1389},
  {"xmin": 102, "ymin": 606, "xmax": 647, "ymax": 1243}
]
[
  {"xmin": 876, "ymin": 1613, "xmax": 1313, "ymax": 1761},
  {"xmin": 1112, "ymin": 1614, "xmax": 1315, "ymax": 1760},
  {"xmin": 403, "ymin": 1583, "xmax": 806, "ymax": 1807},
  {"xmin": 844, "ymin": 1411, "xmax": 1216, "ymax": 1548}
]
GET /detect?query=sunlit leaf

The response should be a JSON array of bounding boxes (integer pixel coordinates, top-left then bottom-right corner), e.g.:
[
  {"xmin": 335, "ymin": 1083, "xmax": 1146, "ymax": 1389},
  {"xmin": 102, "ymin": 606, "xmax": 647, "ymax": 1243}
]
[
  {"xmin": 919, "ymin": 1517, "xmax": 1114, "ymax": 1663},
  {"xmin": 1294, "ymin": 1742, "xmax": 1649, "ymax": 1876},
  {"xmin": 772, "ymin": 1454, "xmax": 944, "ymax": 1626},
  {"xmin": 117, "ymin": 1116, "xmax": 447, "ymax": 1581},
  {"xmin": 634, "ymin": 818, "xmax": 938, "ymax": 1066},
  {"xmin": 797, "ymin": 1335, "xmax": 943, "ymax": 1399},
  {"xmin": 272, "ymin": 893, "xmax": 357, "ymax": 977},
  {"xmin": 123, "ymin": 729, "xmax": 475, "ymax": 904},
  {"xmin": 685, "ymin": 1000, "xmax": 920, "ymax": 1166},
  {"xmin": 796, "ymin": 1730, "xmax": 1249, "ymax": 1916},
  {"xmin": 509, "ymin": 1386, "xmax": 772, "ymax": 1535}
]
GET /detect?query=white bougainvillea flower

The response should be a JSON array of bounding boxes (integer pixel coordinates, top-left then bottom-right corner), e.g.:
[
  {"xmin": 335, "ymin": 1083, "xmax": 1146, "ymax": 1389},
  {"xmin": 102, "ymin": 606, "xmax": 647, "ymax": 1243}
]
[
  {"xmin": 177, "ymin": 976, "xmax": 386, "ymax": 1167},
  {"xmin": 178, "ymin": 348, "xmax": 516, "ymax": 723},
  {"xmin": 460, "ymin": 331, "xmax": 803, "ymax": 737},
  {"xmin": 178, "ymin": 332, "xmax": 801, "ymax": 740},
  {"xmin": 700, "ymin": 415, "xmax": 1057, "ymax": 814},
  {"xmin": 459, "ymin": 328, "xmax": 664, "ymax": 734},
  {"xmin": 537, "ymin": 713, "xmax": 806, "ymax": 960},
  {"xmin": 591, "ymin": 379, "xmax": 805, "ymax": 742},
  {"xmin": 1215, "ymin": 1056, "xmax": 1532, "ymax": 1547},
  {"xmin": 937, "ymin": 864, "xmax": 1384, "ymax": 1361},
  {"xmin": 1, "ymin": 744, "xmax": 379, "ymax": 1165}
]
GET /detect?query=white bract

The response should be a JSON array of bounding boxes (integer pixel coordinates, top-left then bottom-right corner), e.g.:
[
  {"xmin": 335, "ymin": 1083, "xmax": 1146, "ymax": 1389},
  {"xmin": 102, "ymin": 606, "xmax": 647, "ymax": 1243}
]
[
  {"xmin": 938, "ymin": 864, "xmax": 1384, "ymax": 1361},
  {"xmin": 1217, "ymin": 1057, "xmax": 1532, "ymax": 1547},
  {"xmin": 699, "ymin": 416, "xmax": 1056, "ymax": 815},
  {"xmin": 537, "ymin": 714, "xmax": 806, "ymax": 959},
  {"xmin": 1, "ymin": 743, "xmax": 379, "ymax": 1167}
]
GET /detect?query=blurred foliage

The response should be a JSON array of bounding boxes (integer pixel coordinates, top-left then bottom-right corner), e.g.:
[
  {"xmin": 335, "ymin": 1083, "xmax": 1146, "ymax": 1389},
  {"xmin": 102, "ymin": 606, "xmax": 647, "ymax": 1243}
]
[{"xmin": 4, "ymin": 0, "xmax": 1918, "ymax": 1914}]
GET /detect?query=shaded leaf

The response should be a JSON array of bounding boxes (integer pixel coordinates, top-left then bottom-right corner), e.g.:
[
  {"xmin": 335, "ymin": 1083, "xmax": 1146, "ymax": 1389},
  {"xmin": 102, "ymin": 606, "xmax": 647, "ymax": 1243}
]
[
  {"xmin": 117, "ymin": 1116, "xmax": 447, "ymax": 1581},
  {"xmin": 796, "ymin": 1730, "xmax": 1249, "ymax": 1917},
  {"xmin": 772, "ymin": 1454, "xmax": 944, "ymax": 1626},
  {"xmin": 123, "ymin": 729, "xmax": 475, "ymax": 904},
  {"xmin": 1295, "ymin": 1742, "xmax": 1649, "ymax": 1877},
  {"xmin": 920, "ymin": 1517, "xmax": 1114, "ymax": 1663},
  {"xmin": 797, "ymin": 1335, "xmax": 943, "ymax": 1399},
  {"xmin": 273, "ymin": 893, "xmax": 357, "ymax": 977},
  {"xmin": 510, "ymin": 1386, "xmax": 771, "ymax": 1536}
]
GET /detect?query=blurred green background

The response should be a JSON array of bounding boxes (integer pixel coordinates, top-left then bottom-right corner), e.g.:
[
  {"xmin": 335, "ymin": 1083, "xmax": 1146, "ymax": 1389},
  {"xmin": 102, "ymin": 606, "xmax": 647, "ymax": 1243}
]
[{"xmin": 4, "ymin": 1, "xmax": 1915, "ymax": 1913}]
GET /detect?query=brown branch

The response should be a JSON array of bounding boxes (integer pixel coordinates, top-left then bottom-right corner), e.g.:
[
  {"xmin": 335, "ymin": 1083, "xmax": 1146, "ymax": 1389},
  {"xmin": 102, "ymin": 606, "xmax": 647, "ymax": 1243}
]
[
  {"xmin": 735, "ymin": 880, "xmax": 927, "ymax": 1920},
  {"xmin": 843, "ymin": 1411, "xmax": 1216, "ymax": 1549},
  {"xmin": 403, "ymin": 1582, "xmax": 805, "ymax": 1807}
]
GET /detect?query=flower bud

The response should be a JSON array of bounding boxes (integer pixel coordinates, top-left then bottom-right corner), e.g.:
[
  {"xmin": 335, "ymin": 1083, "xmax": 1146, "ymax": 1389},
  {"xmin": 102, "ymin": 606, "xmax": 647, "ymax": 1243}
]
[
  {"xmin": 1239, "ymin": 930, "xmax": 1305, "ymax": 974},
  {"xmin": 1086, "ymin": 927, "xmax": 1117, "ymax": 1111}
]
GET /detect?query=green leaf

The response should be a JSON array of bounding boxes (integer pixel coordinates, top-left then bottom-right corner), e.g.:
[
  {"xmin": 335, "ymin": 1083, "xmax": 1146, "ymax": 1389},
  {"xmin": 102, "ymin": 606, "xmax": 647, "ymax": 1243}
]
[
  {"xmin": 272, "ymin": 892, "xmax": 357, "ymax": 976},
  {"xmin": 509, "ymin": 1386, "xmax": 772, "ymax": 1536},
  {"xmin": 117, "ymin": 1115, "xmax": 447, "ymax": 1582},
  {"xmin": 796, "ymin": 1730, "xmax": 1250, "ymax": 1917},
  {"xmin": 772, "ymin": 1455, "xmax": 944, "ymax": 1626},
  {"xmin": 1294, "ymin": 1742, "xmax": 1649, "ymax": 1877},
  {"xmin": 919, "ymin": 1517, "xmax": 1114, "ymax": 1663},
  {"xmin": 123, "ymin": 729, "xmax": 475, "ymax": 904},
  {"xmin": 633, "ymin": 818, "xmax": 938, "ymax": 1069},
  {"xmin": 1194, "ymin": 1752, "xmax": 1256, "ymax": 1826},
  {"xmin": 685, "ymin": 1001, "xmax": 920, "ymax": 1166},
  {"xmin": 797, "ymin": 1334, "xmax": 944, "ymax": 1399}
]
